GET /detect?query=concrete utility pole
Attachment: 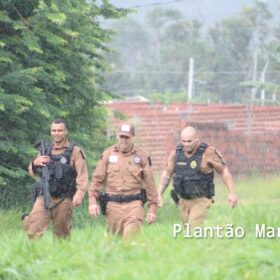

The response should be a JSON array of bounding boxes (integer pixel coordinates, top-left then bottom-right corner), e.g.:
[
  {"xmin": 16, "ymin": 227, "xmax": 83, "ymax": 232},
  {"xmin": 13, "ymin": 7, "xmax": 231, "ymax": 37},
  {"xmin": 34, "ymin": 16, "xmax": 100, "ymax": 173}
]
[
  {"xmin": 261, "ymin": 60, "xmax": 269, "ymax": 105},
  {"xmin": 251, "ymin": 50, "xmax": 258, "ymax": 103},
  {"xmin": 260, "ymin": 71, "xmax": 265, "ymax": 105},
  {"xmin": 188, "ymin": 57, "xmax": 194, "ymax": 102}
]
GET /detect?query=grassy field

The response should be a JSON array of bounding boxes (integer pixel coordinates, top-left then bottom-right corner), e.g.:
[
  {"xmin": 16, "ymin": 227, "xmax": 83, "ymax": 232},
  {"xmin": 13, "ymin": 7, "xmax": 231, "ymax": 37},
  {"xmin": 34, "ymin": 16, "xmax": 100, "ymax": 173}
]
[{"xmin": 1, "ymin": 176, "xmax": 280, "ymax": 280}]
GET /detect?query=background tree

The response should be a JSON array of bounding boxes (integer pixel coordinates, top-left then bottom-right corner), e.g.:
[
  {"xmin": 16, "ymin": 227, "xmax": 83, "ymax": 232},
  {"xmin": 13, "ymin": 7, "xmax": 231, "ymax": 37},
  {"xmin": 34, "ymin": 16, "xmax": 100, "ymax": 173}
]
[
  {"xmin": 0, "ymin": 0, "xmax": 126, "ymax": 207},
  {"xmin": 106, "ymin": 8, "xmax": 212, "ymax": 99},
  {"xmin": 145, "ymin": 8, "xmax": 211, "ymax": 97},
  {"xmin": 207, "ymin": 0, "xmax": 272, "ymax": 103},
  {"xmin": 261, "ymin": 25, "xmax": 280, "ymax": 103},
  {"xmin": 104, "ymin": 1, "xmax": 278, "ymax": 104},
  {"xmin": 104, "ymin": 16, "xmax": 150, "ymax": 96}
]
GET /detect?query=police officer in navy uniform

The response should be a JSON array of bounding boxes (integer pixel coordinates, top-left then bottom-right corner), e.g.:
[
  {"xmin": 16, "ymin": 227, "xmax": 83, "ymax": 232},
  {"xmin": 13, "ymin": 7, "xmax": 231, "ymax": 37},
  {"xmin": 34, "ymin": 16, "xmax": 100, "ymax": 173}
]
[
  {"xmin": 158, "ymin": 126, "xmax": 237, "ymax": 226},
  {"xmin": 23, "ymin": 119, "xmax": 88, "ymax": 239}
]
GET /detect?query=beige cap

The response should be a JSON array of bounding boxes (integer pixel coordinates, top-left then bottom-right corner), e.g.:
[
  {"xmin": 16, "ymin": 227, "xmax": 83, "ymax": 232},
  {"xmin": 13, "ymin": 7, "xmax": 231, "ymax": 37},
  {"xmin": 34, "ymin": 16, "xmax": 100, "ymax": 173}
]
[{"xmin": 118, "ymin": 122, "xmax": 135, "ymax": 137}]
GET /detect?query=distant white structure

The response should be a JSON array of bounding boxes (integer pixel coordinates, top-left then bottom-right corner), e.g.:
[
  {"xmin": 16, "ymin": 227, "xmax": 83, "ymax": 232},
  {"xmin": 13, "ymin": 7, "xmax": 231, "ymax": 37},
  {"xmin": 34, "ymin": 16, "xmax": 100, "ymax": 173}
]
[{"xmin": 108, "ymin": 95, "xmax": 150, "ymax": 103}]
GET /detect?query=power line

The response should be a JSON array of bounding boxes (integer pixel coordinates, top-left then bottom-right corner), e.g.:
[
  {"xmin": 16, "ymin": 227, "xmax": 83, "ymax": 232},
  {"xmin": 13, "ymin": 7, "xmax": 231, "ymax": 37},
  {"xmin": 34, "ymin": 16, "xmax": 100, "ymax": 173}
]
[
  {"xmin": 105, "ymin": 70, "xmax": 280, "ymax": 74},
  {"xmin": 126, "ymin": 0, "xmax": 189, "ymax": 9},
  {"xmin": 107, "ymin": 82, "xmax": 245, "ymax": 95},
  {"xmin": 110, "ymin": 24, "xmax": 274, "ymax": 33}
]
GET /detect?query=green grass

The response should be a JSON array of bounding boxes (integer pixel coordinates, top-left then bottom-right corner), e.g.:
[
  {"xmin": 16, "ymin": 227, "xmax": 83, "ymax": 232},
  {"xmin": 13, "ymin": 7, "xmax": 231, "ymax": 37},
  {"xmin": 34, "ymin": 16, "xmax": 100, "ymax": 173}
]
[{"xmin": 1, "ymin": 176, "xmax": 280, "ymax": 280}]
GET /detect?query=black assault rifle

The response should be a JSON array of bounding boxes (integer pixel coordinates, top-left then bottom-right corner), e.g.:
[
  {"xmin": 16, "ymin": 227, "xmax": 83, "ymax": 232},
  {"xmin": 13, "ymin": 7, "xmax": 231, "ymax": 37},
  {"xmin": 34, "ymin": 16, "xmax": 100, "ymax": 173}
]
[
  {"xmin": 40, "ymin": 140, "xmax": 51, "ymax": 210},
  {"xmin": 22, "ymin": 140, "xmax": 51, "ymax": 220}
]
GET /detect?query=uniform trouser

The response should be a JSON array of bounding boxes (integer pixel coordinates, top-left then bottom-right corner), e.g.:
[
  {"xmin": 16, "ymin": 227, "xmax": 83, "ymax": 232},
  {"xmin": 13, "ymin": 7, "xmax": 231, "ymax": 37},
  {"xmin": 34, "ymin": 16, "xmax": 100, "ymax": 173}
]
[
  {"xmin": 23, "ymin": 196, "xmax": 73, "ymax": 239},
  {"xmin": 178, "ymin": 197, "xmax": 212, "ymax": 227},
  {"xmin": 106, "ymin": 200, "xmax": 144, "ymax": 239}
]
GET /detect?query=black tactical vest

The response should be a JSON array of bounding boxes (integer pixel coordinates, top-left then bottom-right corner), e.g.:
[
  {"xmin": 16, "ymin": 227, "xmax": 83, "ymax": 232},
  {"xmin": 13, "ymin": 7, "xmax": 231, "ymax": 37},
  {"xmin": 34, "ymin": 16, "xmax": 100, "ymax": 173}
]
[
  {"xmin": 45, "ymin": 143, "xmax": 77, "ymax": 198},
  {"xmin": 173, "ymin": 143, "xmax": 215, "ymax": 199}
]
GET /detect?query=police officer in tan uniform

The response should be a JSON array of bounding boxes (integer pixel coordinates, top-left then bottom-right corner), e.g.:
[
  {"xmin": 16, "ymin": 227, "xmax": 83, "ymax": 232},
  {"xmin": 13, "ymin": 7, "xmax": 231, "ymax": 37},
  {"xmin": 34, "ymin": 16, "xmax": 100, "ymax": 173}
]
[
  {"xmin": 23, "ymin": 119, "xmax": 88, "ymax": 239},
  {"xmin": 88, "ymin": 122, "xmax": 158, "ymax": 239},
  {"xmin": 158, "ymin": 126, "xmax": 237, "ymax": 227}
]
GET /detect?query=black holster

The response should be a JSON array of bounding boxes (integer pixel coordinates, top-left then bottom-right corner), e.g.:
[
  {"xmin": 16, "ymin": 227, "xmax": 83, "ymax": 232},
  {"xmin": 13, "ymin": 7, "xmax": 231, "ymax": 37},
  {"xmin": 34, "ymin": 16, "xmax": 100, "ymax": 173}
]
[
  {"xmin": 140, "ymin": 188, "xmax": 147, "ymax": 205},
  {"xmin": 99, "ymin": 192, "xmax": 108, "ymax": 215}
]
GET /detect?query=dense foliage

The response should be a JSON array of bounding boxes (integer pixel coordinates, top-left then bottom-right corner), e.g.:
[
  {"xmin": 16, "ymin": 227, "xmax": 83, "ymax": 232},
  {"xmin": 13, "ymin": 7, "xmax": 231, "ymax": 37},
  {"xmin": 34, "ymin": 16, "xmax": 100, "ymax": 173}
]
[{"xmin": 0, "ymin": 0, "xmax": 126, "ymax": 207}]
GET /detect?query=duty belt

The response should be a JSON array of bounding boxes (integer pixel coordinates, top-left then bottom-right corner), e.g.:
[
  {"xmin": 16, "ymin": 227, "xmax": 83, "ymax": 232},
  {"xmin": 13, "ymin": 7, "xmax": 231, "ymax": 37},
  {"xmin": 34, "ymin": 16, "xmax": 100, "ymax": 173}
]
[{"xmin": 106, "ymin": 193, "xmax": 142, "ymax": 203}]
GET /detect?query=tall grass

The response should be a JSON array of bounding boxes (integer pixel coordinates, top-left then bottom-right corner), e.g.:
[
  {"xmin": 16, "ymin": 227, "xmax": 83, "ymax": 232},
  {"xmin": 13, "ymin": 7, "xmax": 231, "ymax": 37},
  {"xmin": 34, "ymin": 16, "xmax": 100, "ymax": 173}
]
[{"xmin": 1, "ymin": 176, "xmax": 280, "ymax": 280}]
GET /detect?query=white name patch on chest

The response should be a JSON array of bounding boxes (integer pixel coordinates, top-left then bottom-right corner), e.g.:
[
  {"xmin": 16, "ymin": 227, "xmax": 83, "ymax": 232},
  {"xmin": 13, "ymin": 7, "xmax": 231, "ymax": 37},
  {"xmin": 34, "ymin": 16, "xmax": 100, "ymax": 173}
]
[{"xmin": 109, "ymin": 155, "xmax": 118, "ymax": 163}]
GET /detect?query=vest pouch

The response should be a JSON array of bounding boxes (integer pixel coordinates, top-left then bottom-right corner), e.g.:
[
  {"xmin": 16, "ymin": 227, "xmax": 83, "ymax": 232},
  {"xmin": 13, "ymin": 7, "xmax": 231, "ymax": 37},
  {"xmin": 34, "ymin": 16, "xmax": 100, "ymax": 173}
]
[
  {"xmin": 182, "ymin": 177, "xmax": 206, "ymax": 199},
  {"xmin": 173, "ymin": 174, "xmax": 183, "ymax": 194},
  {"xmin": 49, "ymin": 180, "xmax": 58, "ymax": 195},
  {"xmin": 60, "ymin": 184, "xmax": 69, "ymax": 194},
  {"xmin": 54, "ymin": 162, "xmax": 63, "ymax": 179}
]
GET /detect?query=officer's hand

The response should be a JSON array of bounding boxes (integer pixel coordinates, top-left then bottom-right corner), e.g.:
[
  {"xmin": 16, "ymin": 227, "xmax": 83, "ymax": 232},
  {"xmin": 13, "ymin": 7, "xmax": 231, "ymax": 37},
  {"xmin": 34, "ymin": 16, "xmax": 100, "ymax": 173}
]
[
  {"xmin": 228, "ymin": 193, "xmax": 238, "ymax": 208},
  {"xmin": 33, "ymin": 155, "xmax": 50, "ymax": 167},
  {"xmin": 88, "ymin": 204, "xmax": 100, "ymax": 218},
  {"xmin": 158, "ymin": 194, "xmax": 163, "ymax": 208},
  {"xmin": 72, "ymin": 191, "xmax": 84, "ymax": 207},
  {"xmin": 146, "ymin": 212, "xmax": 156, "ymax": 224}
]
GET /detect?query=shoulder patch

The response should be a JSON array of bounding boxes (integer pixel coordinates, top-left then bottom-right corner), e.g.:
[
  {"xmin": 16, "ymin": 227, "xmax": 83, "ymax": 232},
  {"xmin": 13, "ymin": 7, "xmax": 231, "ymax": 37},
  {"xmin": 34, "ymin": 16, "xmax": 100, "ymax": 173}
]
[{"xmin": 134, "ymin": 155, "xmax": 141, "ymax": 164}]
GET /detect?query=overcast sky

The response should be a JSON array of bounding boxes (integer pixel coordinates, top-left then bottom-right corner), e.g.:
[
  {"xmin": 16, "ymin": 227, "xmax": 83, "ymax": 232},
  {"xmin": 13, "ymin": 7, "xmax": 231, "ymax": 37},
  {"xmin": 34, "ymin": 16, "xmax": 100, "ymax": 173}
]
[{"xmin": 108, "ymin": 0, "xmax": 279, "ymax": 26}]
